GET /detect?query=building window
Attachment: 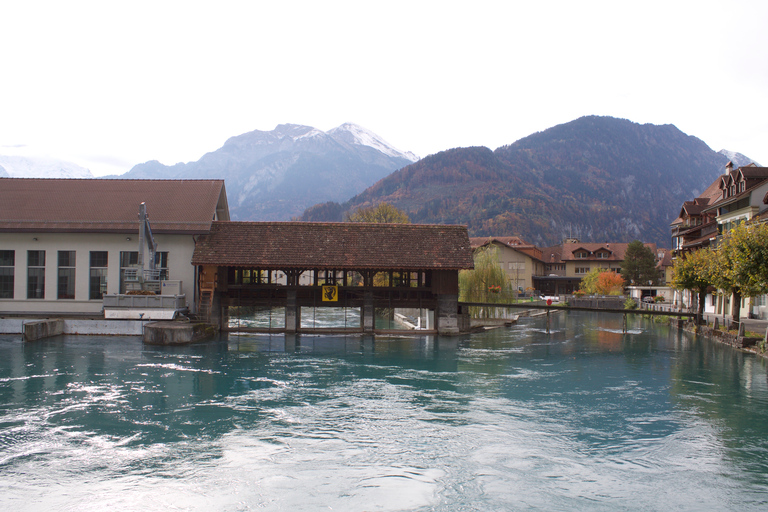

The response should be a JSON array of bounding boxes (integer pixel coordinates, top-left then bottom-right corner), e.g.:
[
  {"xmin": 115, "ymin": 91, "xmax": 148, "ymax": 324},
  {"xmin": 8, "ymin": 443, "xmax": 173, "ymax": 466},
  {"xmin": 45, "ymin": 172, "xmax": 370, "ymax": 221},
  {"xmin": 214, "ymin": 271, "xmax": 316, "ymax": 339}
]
[
  {"xmin": 120, "ymin": 251, "xmax": 139, "ymax": 293},
  {"xmin": 575, "ymin": 267, "xmax": 590, "ymax": 274},
  {"xmin": 575, "ymin": 252, "xmax": 588, "ymax": 259},
  {"xmin": 57, "ymin": 251, "xmax": 76, "ymax": 299},
  {"xmin": 0, "ymin": 250, "xmax": 14, "ymax": 299},
  {"xmin": 89, "ymin": 251, "xmax": 108, "ymax": 300},
  {"xmin": 155, "ymin": 252, "xmax": 169, "ymax": 280},
  {"xmin": 27, "ymin": 250, "xmax": 45, "ymax": 299}
]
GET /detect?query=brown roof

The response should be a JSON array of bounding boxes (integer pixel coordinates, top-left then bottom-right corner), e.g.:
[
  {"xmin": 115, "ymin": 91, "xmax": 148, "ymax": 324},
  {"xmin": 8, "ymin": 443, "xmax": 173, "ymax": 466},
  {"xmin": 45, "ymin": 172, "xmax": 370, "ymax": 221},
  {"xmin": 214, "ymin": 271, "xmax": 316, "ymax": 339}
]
[
  {"xmin": 542, "ymin": 241, "xmax": 657, "ymax": 263},
  {"xmin": 192, "ymin": 221, "xmax": 474, "ymax": 270},
  {"xmin": 469, "ymin": 236, "xmax": 543, "ymax": 261},
  {"xmin": 656, "ymin": 248, "xmax": 674, "ymax": 268},
  {"xmin": 0, "ymin": 178, "xmax": 228, "ymax": 234}
]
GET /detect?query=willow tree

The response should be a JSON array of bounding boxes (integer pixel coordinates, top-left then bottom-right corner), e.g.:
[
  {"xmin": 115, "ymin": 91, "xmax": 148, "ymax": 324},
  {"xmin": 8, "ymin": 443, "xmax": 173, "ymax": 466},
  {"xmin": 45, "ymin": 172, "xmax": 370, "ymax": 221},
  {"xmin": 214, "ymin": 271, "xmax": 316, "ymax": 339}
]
[{"xmin": 459, "ymin": 245, "xmax": 511, "ymax": 318}]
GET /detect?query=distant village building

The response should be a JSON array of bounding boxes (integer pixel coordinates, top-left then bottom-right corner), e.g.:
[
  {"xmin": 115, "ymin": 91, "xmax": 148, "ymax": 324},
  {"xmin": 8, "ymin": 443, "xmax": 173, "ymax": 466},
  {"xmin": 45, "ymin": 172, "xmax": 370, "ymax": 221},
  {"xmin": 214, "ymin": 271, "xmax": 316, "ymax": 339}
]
[
  {"xmin": 469, "ymin": 237, "xmax": 544, "ymax": 293},
  {"xmin": 468, "ymin": 235, "xmax": 666, "ymax": 298},
  {"xmin": 536, "ymin": 240, "xmax": 661, "ymax": 296}
]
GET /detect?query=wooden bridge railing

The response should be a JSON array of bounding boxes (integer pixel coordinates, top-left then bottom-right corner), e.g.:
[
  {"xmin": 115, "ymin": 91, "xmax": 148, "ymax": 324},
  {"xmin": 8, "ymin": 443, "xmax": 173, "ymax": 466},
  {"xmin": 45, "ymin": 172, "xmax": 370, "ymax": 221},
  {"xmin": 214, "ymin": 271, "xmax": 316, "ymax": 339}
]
[{"xmin": 459, "ymin": 301, "xmax": 697, "ymax": 333}]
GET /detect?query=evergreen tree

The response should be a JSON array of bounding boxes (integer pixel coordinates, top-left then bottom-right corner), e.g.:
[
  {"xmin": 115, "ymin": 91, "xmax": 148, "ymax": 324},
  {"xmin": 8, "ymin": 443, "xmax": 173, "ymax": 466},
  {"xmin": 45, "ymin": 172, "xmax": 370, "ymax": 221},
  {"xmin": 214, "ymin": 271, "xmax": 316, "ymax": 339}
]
[{"xmin": 621, "ymin": 240, "xmax": 658, "ymax": 286}]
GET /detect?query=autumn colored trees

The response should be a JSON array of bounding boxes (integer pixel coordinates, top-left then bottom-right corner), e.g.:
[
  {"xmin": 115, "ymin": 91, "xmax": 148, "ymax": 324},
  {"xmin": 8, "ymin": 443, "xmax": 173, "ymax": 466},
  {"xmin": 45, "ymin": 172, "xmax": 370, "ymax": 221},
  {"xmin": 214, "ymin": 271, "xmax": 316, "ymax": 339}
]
[
  {"xmin": 670, "ymin": 249, "xmax": 712, "ymax": 319},
  {"xmin": 579, "ymin": 268, "xmax": 625, "ymax": 295},
  {"xmin": 672, "ymin": 221, "xmax": 768, "ymax": 325},
  {"xmin": 345, "ymin": 203, "xmax": 410, "ymax": 224}
]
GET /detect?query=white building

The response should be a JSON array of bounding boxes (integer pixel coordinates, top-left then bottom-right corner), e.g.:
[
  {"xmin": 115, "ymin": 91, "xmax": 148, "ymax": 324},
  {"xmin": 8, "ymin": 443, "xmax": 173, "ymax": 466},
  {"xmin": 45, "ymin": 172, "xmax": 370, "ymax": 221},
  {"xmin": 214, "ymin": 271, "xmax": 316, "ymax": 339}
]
[{"xmin": 0, "ymin": 178, "xmax": 229, "ymax": 316}]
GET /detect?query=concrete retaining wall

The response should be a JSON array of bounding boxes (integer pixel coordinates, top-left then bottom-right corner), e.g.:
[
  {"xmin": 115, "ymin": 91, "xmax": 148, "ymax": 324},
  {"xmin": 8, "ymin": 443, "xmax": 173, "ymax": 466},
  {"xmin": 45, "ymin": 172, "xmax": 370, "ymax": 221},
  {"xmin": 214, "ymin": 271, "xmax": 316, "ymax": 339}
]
[{"xmin": 1, "ymin": 318, "xmax": 147, "ymax": 337}]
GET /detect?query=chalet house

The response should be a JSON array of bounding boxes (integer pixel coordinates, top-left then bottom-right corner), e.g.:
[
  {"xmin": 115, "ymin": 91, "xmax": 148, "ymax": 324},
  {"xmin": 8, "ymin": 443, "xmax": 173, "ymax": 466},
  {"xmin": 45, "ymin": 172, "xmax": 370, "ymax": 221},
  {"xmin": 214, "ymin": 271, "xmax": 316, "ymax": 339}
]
[
  {"xmin": 469, "ymin": 236, "xmax": 545, "ymax": 293},
  {"xmin": 670, "ymin": 162, "xmax": 768, "ymax": 319},
  {"xmin": 703, "ymin": 163, "xmax": 768, "ymax": 235},
  {"xmin": 0, "ymin": 178, "xmax": 229, "ymax": 316},
  {"xmin": 536, "ymin": 239, "xmax": 657, "ymax": 295},
  {"xmin": 670, "ymin": 178, "xmax": 722, "ymax": 253}
]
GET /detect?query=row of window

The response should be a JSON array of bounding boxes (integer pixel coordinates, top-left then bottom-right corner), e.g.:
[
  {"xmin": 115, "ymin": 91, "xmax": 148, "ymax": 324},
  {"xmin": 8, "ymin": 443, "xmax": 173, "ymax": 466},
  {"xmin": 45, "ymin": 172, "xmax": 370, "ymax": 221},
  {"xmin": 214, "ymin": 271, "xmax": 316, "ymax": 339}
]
[
  {"xmin": 574, "ymin": 251, "xmax": 611, "ymax": 259},
  {"xmin": 0, "ymin": 250, "xmax": 168, "ymax": 300},
  {"xmin": 575, "ymin": 267, "xmax": 622, "ymax": 274}
]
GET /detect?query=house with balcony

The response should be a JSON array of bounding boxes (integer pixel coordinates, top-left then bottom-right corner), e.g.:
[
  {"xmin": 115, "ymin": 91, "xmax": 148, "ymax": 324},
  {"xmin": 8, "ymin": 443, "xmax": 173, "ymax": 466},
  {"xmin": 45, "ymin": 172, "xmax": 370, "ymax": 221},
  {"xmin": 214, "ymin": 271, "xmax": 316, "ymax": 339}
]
[{"xmin": 670, "ymin": 162, "xmax": 768, "ymax": 320}]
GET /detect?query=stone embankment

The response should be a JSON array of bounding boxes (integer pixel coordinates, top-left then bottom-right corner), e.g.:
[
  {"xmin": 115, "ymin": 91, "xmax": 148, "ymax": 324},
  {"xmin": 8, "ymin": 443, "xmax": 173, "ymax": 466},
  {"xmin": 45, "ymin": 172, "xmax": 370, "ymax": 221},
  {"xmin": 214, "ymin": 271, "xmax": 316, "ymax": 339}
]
[{"xmin": 683, "ymin": 319, "xmax": 768, "ymax": 357}]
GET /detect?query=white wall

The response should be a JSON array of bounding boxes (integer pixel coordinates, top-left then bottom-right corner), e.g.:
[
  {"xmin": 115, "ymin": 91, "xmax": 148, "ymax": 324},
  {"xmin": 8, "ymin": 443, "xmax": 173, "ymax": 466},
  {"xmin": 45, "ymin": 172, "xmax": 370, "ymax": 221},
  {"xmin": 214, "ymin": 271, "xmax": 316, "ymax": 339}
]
[{"xmin": 0, "ymin": 232, "xmax": 197, "ymax": 315}]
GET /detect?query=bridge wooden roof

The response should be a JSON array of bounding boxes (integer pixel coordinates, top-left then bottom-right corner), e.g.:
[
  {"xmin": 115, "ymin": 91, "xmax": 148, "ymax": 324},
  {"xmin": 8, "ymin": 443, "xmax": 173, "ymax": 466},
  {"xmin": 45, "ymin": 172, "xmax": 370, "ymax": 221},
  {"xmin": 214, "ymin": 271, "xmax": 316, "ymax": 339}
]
[{"xmin": 192, "ymin": 221, "xmax": 474, "ymax": 270}]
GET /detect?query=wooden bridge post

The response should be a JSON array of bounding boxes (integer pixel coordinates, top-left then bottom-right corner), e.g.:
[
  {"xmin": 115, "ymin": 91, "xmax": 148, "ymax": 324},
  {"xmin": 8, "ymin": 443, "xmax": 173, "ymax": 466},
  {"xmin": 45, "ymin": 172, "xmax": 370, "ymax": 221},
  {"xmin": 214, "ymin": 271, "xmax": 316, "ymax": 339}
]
[
  {"xmin": 285, "ymin": 289, "xmax": 300, "ymax": 333},
  {"xmin": 622, "ymin": 313, "xmax": 627, "ymax": 333},
  {"xmin": 546, "ymin": 310, "xmax": 550, "ymax": 333},
  {"xmin": 362, "ymin": 290, "xmax": 374, "ymax": 333}
]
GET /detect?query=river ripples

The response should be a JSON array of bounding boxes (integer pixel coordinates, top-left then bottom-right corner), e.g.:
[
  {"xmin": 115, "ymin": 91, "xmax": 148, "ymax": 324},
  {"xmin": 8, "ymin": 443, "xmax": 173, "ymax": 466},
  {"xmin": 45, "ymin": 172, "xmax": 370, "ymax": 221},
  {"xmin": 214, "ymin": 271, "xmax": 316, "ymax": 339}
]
[{"xmin": 2, "ymin": 312, "xmax": 768, "ymax": 511}]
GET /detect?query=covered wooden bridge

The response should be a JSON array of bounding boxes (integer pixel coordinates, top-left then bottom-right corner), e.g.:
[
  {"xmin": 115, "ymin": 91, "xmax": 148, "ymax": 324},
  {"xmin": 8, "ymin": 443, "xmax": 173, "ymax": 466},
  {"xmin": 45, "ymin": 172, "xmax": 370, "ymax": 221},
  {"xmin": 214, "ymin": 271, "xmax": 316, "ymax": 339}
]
[{"xmin": 191, "ymin": 222, "xmax": 474, "ymax": 335}]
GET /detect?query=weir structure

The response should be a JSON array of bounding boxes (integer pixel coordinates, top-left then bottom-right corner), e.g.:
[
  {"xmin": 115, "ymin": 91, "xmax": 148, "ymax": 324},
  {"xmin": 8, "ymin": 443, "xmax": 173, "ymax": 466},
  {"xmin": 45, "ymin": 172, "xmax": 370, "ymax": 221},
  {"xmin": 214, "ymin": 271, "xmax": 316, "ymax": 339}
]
[{"xmin": 191, "ymin": 222, "xmax": 474, "ymax": 335}]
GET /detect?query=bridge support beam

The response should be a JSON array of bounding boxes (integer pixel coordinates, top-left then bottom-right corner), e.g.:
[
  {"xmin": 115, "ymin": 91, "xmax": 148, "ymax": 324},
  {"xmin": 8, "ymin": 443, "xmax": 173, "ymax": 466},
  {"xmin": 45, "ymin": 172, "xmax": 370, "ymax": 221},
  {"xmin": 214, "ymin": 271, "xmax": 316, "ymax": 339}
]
[
  {"xmin": 362, "ymin": 290, "xmax": 374, "ymax": 333},
  {"xmin": 285, "ymin": 289, "xmax": 300, "ymax": 333},
  {"xmin": 622, "ymin": 313, "xmax": 627, "ymax": 333},
  {"xmin": 437, "ymin": 294, "xmax": 460, "ymax": 335}
]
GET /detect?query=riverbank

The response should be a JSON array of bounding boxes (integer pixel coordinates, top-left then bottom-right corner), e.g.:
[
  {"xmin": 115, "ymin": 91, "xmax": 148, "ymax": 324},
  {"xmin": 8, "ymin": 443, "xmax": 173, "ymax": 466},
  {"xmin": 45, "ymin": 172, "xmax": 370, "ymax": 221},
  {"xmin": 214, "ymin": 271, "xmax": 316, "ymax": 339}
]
[{"xmin": 682, "ymin": 319, "xmax": 768, "ymax": 358}]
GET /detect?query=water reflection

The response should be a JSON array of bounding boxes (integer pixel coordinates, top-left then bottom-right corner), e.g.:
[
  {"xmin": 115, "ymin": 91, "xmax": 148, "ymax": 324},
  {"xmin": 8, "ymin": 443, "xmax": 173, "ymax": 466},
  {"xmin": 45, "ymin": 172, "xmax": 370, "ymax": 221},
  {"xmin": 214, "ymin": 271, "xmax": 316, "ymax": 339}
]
[{"xmin": 1, "ymin": 312, "xmax": 768, "ymax": 511}]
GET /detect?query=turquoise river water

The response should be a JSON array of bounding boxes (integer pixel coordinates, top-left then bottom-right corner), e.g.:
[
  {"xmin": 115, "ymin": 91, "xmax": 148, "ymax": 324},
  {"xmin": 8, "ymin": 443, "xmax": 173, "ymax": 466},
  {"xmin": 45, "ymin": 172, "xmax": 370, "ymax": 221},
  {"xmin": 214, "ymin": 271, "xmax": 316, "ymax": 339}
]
[{"xmin": 2, "ymin": 312, "xmax": 768, "ymax": 511}]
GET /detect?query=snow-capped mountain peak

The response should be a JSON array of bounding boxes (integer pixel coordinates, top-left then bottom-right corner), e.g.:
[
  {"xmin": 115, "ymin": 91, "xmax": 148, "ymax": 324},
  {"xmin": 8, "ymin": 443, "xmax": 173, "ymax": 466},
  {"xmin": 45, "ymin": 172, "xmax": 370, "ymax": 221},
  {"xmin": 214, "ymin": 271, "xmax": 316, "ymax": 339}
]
[
  {"xmin": 718, "ymin": 149, "xmax": 760, "ymax": 168},
  {"xmin": 0, "ymin": 155, "xmax": 94, "ymax": 179},
  {"xmin": 329, "ymin": 123, "xmax": 419, "ymax": 162}
]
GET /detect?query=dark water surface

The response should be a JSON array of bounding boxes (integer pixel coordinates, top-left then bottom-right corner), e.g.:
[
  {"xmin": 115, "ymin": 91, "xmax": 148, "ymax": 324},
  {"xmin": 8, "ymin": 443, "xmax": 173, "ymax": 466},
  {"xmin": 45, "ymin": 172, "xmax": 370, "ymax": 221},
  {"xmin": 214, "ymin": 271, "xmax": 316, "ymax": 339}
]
[{"xmin": 2, "ymin": 312, "xmax": 768, "ymax": 511}]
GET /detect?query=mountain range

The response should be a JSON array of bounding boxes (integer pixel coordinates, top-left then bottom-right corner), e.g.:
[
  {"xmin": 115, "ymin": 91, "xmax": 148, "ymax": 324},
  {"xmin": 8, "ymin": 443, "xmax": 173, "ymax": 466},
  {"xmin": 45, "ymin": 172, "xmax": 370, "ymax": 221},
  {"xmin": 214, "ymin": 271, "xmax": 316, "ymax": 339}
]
[
  {"xmin": 300, "ymin": 116, "xmax": 757, "ymax": 247},
  {"xmin": 3, "ymin": 117, "xmax": 759, "ymax": 248},
  {"xmin": 110, "ymin": 123, "xmax": 417, "ymax": 220}
]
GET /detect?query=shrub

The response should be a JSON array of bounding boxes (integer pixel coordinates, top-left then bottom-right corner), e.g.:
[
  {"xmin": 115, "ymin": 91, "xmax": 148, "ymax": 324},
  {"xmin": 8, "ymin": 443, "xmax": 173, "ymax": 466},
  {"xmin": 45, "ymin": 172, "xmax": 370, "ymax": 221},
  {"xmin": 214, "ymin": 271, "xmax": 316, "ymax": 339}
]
[{"xmin": 624, "ymin": 297, "xmax": 637, "ymax": 309}]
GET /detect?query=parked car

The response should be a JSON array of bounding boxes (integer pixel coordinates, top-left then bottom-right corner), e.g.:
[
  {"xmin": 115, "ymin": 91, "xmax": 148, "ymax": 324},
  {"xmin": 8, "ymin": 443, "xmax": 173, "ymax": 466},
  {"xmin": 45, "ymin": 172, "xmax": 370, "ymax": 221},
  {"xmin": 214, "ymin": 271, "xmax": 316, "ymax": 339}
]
[{"xmin": 642, "ymin": 296, "xmax": 655, "ymax": 303}]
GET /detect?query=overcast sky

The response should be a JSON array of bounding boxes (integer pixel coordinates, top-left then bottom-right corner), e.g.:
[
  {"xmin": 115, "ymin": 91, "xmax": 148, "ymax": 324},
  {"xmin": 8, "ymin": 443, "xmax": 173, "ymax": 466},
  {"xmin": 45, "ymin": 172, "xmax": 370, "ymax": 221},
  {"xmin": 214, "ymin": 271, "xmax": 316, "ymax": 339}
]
[{"xmin": 1, "ymin": 0, "xmax": 766, "ymax": 177}]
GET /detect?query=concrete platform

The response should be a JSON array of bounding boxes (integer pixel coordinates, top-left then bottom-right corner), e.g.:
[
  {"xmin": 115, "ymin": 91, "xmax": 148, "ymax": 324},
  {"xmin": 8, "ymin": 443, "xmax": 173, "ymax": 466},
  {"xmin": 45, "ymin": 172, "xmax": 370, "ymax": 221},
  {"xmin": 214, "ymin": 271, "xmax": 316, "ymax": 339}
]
[{"xmin": 142, "ymin": 321, "xmax": 218, "ymax": 345}]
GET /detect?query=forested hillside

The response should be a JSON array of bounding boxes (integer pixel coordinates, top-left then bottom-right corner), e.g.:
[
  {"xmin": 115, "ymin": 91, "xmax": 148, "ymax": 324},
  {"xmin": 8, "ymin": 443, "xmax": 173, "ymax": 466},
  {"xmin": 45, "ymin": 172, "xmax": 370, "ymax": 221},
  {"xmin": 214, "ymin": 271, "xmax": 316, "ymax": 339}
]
[{"xmin": 301, "ymin": 116, "xmax": 734, "ymax": 247}]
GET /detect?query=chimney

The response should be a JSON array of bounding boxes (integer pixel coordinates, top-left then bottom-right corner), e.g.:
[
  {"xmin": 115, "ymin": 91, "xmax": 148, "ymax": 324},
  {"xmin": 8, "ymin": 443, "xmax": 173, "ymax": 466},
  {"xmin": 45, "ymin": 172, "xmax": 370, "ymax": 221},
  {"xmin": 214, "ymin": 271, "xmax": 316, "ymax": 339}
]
[{"xmin": 725, "ymin": 161, "xmax": 734, "ymax": 174}]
